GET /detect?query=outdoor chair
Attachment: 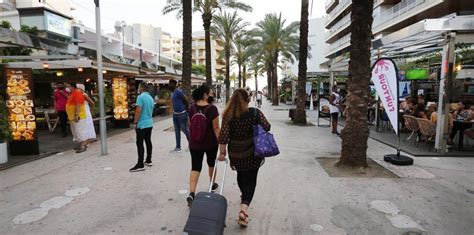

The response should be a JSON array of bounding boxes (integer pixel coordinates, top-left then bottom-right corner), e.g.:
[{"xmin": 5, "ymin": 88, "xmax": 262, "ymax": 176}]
[
  {"xmin": 377, "ymin": 110, "xmax": 392, "ymax": 132},
  {"xmin": 403, "ymin": 115, "xmax": 420, "ymax": 145},
  {"xmin": 44, "ymin": 110, "xmax": 59, "ymax": 133},
  {"xmin": 417, "ymin": 118, "xmax": 436, "ymax": 151}
]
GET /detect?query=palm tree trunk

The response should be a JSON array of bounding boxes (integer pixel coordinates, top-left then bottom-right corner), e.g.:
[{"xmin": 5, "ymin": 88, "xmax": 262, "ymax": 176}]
[
  {"xmin": 243, "ymin": 64, "xmax": 247, "ymax": 88},
  {"xmin": 266, "ymin": 67, "xmax": 272, "ymax": 100},
  {"xmin": 202, "ymin": 13, "xmax": 213, "ymax": 86},
  {"xmin": 181, "ymin": 0, "xmax": 192, "ymax": 101},
  {"xmin": 238, "ymin": 63, "xmax": 242, "ymax": 88},
  {"xmin": 339, "ymin": 0, "xmax": 374, "ymax": 167},
  {"xmin": 294, "ymin": 0, "xmax": 309, "ymax": 125},
  {"xmin": 225, "ymin": 48, "xmax": 231, "ymax": 103},
  {"xmin": 272, "ymin": 57, "xmax": 279, "ymax": 106},
  {"xmin": 255, "ymin": 70, "xmax": 258, "ymax": 92}
]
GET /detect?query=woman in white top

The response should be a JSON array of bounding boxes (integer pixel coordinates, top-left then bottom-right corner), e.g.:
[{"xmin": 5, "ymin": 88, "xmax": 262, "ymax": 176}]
[
  {"xmin": 76, "ymin": 84, "xmax": 96, "ymax": 145},
  {"xmin": 329, "ymin": 86, "xmax": 341, "ymax": 135}
]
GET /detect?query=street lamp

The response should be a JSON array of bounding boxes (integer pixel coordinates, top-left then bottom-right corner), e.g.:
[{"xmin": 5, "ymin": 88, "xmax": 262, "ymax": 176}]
[{"xmin": 94, "ymin": 0, "xmax": 108, "ymax": 155}]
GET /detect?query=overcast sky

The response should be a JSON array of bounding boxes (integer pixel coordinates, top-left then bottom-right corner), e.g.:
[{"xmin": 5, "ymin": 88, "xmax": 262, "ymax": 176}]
[
  {"xmin": 72, "ymin": 0, "xmax": 325, "ymax": 37},
  {"xmin": 71, "ymin": 0, "xmax": 326, "ymax": 89}
]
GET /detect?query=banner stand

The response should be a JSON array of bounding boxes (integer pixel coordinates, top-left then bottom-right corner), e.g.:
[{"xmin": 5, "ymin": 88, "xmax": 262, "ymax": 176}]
[{"xmin": 371, "ymin": 58, "xmax": 413, "ymax": 166}]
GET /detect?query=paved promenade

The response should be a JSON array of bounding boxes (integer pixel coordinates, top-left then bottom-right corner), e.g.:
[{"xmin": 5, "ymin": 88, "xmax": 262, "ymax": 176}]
[{"xmin": 0, "ymin": 100, "xmax": 473, "ymax": 234}]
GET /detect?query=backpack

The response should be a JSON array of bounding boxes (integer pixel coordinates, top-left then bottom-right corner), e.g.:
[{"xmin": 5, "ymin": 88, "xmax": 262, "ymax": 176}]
[{"xmin": 190, "ymin": 105, "xmax": 211, "ymax": 143}]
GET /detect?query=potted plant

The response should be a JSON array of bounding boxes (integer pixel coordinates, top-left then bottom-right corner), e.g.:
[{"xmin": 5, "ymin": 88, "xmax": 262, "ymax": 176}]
[{"xmin": 0, "ymin": 96, "xmax": 10, "ymax": 164}]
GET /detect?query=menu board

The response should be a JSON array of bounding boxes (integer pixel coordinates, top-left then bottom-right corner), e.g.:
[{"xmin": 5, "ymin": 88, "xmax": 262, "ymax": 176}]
[
  {"xmin": 5, "ymin": 69, "xmax": 36, "ymax": 141},
  {"xmin": 112, "ymin": 77, "xmax": 129, "ymax": 120}
]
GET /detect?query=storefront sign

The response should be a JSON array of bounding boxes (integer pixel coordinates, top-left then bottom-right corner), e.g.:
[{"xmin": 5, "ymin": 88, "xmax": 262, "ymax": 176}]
[
  {"xmin": 371, "ymin": 58, "xmax": 399, "ymax": 135},
  {"xmin": 45, "ymin": 11, "xmax": 71, "ymax": 37},
  {"xmin": 5, "ymin": 68, "xmax": 36, "ymax": 141},
  {"xmin": 112, "ymin": 78, "xmax": 129, "ymax": 120}
]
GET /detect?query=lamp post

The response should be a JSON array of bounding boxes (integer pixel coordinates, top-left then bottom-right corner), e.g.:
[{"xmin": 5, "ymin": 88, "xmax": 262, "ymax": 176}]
[{"xmin": 94, "ymin": 0, "xmax": 108, "ymax": 155}]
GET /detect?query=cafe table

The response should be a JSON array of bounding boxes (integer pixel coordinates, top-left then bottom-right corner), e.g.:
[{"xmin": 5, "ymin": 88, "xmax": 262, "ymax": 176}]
[
  {"xmin": 452, "ymin": 119, "xmax": 474, "ymax": 149},
  {"xmin": 35, "ymin": 108, "xmax": 59, "ymax": 133}
]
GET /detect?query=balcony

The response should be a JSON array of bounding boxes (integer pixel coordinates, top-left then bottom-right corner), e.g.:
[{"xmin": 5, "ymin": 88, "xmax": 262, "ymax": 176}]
[
  {"xmin": 325, "ymin": 0, "xmax": 338, "ymax": 14},
  {"xmin": 325, "ymin": 33, "xmax": 351, "ymax": 58},
  {"xmin": 325, "ymin": 13, "xmax": 351, "ymax": 43},
  {"xmin": 325, "ymin": 0, "xmax": 352, "ymax": 28},
  {"xmin": 373, "ymin": 0, "xmax": 443, "ymax": 34},
  {"xmin": 0, "ymin": 0, "xmax": 15, "ymax": 11}
]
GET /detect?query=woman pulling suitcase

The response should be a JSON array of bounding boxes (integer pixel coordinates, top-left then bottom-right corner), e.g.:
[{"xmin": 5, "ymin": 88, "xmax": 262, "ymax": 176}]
[
  {"xmin": 186, "ymin": 85, "xmax": 221, "ymax": 207},
  {"xmin": 219, "ymin": 89, "xmax": 271, "ymax": 227}
]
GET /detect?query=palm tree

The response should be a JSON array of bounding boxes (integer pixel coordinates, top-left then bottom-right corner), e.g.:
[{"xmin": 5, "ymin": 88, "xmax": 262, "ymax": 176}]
[
  {"xmin": 339, "ymin": 0, "xmax": 374, "ymax": 167},
  {"xmin": 211, "ymin": 11, "xmax": 248, "ymax": 102},
  {"xmin": 163, "ymin": 0, "xmax": 252, "ymax": 86},
  {"xmin": 254, "ymin": 13, "xmax": 299, "ymax": 106},
  {"xmin": 162, "ymin": 0, "xmax": 192, "ymax": 99},
  {"xmin": 233, "ymin": 32, "xmax": 255, "ymax": 88},
  {"xmin": 293, "ymin": 0, "xmax": 309, "ymax": 125},
  {"xmin": 247, "ymin": 46, "xmax": 265, "ymax": 95}
]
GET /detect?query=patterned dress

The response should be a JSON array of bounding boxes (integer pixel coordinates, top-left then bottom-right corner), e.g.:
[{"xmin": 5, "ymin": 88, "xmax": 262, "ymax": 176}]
[{"xmin": 219, "ymin": 108, "xmax": 271, "ymax": 171}]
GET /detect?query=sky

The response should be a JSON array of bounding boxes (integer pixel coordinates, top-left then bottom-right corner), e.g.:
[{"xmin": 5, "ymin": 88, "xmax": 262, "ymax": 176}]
[
  {"xmin": 72, "ymin": 0, "xmax": 325, "ymax": 36},
  {"xmin": 71, "ymin": 0, "xmax": 326, "ymax": 89}
]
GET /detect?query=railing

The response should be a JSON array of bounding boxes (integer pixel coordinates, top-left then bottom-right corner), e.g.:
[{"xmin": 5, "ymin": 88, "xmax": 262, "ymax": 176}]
[
  {"xmin": 325, "ymin": 13, "xmax": 351, "ymax": 40},
  {"xmin": 325, "ymin": 33, "xmax": 351, "ymax": 55},
  {"xmin": 325, "ymin": 0, "xmax": 351, "ymax": 26},
  {"xmin": 373, "ymin": 0, "xmax": 429, "ymax": 30},
  {"xmin": 325, "ymin": 0, "xmax": 337, "ymax": 11}
]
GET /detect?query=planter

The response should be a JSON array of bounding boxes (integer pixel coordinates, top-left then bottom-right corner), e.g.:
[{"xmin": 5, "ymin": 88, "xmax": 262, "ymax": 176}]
[{"xmin": 0, "ymin": 142, "xmax": 7, "ymax": 164}]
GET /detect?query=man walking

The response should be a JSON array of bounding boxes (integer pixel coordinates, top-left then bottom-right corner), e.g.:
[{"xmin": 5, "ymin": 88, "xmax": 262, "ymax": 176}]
[
  {"xmin": 329, "ymin": 85, "xmax": 341, "ymax": 135},
  {"xmin": 130, "ymin": 83, "xmax": 155, "ymax": 172},
  {"xmin": 54, "ymin": 82, "xmax": 68, "ymax": 137},
  {"xmin": 65, "ymin": 83, "xmax": 88, "ymax": 153},
  {"xmin": 170, "ymin": 79, "xmax": 189, "ymax": 153}
]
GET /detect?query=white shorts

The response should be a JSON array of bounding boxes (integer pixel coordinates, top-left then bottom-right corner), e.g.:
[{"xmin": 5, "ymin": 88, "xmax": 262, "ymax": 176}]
[{"xmin": 70, "ymin": 119, "xmax": 88, "ymax": 143}]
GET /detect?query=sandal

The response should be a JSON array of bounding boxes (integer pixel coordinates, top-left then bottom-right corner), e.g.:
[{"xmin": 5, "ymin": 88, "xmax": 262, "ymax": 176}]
[
  {"xmin": 238, "ymin": 210, "xmax": 249, "ymax": 227},
  {"xmin": 75, "ymin": 146, "xmax": 87, "ymax": 153}
]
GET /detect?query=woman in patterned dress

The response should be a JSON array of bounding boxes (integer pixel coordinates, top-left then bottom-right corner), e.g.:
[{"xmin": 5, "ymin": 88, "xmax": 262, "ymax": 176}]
[{"xmin": 218, "ymin": 89, "xmax": 271, "ymax": 227}]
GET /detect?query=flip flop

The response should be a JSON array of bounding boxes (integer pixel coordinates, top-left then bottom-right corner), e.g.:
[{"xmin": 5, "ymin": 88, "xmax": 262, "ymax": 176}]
[{"xmin": 238, "ymin": 210, "xmax": 249, "ymax": 227}]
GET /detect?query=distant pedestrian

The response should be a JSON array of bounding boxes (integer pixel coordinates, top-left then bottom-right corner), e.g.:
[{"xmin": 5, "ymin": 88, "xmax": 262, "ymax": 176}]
[
  {"xmin": 219, "ymin": 88, "xmax": 271, "ymax": 227},
  {"xmin": 170, "ymin": 79, "xmax": 189, "ymax": 153},
  {"xmin": 256, "ymin": 91, "xmax": 263, "ymax": 108},
  {"xmin": 54, "ymin": 82, "xmax": 68, "ymax": 137},
  {"xmin": 65, "ymin": 83, "xmax": 88, "ymax": 153},
  {"xmin": 76, "ymin": 84, "xmax": 96, "ymax": 145},
  {"xmin": 186, "ymin": 85, "xmax": 221, "ymax": 207},
  {"xmin": 329, "ymin": 85, "xmax": 341, "ymax": 135},
  {"xmin": 130, "ymin": 83, "xmax": 155, "ymax": 172}
]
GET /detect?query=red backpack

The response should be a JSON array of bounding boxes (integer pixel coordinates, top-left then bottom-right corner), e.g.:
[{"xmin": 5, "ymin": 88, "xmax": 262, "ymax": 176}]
[{"xmin": 190, "ymin": 105, "xmax": 211, "ymax": 143}]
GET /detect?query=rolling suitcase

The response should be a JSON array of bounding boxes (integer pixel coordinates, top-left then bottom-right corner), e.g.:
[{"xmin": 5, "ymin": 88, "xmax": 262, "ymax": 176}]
[{"xmin": 183, "ymin": 159, "xmax": 229, "ymax": 235}]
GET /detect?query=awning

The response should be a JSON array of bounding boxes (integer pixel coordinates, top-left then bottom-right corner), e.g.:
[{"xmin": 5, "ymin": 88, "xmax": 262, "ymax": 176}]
[
  {"xmin": 372, "ymin": 14, "xmax": 474, "ymax": 58},
  {"xmin": 0, "ymin": 27, "xmax": 78, "ymax": 54},
  {"xmin": 135, "ymin": 74, "xmax": 206, "ymax": 85},
  {"xmin": 5, "ymin": 59, "xmax": 140, "ymax": 74}
]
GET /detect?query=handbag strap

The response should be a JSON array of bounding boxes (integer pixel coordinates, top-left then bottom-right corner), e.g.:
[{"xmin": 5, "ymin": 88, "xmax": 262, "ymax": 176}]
[{"xmin": 251, "ymin": 108, "xmax": 259, "ymax": 125}]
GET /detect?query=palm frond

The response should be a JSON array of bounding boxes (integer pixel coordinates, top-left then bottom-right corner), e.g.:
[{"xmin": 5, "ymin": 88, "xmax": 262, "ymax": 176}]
[
  {"xmin": 162, "ymin": 1, "xmax": 184, "ymax": 19},
  {"xmin": 223, "ymin": 0, "xmax": 253, "ymax": 12}
]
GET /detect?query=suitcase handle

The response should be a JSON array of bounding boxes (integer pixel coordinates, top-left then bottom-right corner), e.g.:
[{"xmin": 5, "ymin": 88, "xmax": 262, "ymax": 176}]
[{"xmin": 208, "ymin": 158, "xmax": 228, "ymax": 195}]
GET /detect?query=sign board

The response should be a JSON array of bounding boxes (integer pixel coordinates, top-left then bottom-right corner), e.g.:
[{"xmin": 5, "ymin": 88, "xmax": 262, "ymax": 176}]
[
  {"xmin": 45, "ymin": 11, "xmax": 71, "ymax": 37},
  {"xmin": 305, "ymin": 82, "xmax": 312, "ymax": 95},
  {"xmin": 5, "ymin": 68, "xmax": 39, "ymax": 155},
  {"xmin": 406, "ymin": 68, "xmax": 429, "ymax": 80},
  {"xmin": 371, "ymin": 58, "xmax": 399, "ymax": 135},
  {"xmin": 112, "ymin": 78, "xmax": 129, "ymax": 120}
]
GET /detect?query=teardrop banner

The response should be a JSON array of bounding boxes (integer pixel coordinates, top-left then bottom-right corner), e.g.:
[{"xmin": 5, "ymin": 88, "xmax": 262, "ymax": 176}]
[
  {"xmin": 372, "ymin": 58, "xmax": 399, "ymax": 135},
  {"xmin": 371, "ymin": 58, "xmax": 413, "ymax": 166}
]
